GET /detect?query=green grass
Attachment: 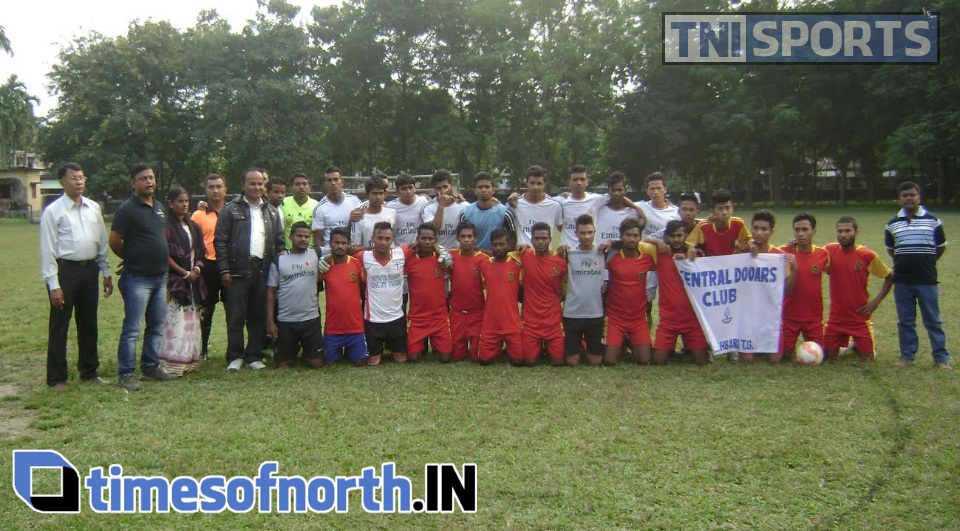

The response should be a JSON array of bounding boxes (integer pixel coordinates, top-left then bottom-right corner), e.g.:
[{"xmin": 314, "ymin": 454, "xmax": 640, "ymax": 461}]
[{"xmin": 0, "ymin": 208, "xmax": 958, "ymax": 529}]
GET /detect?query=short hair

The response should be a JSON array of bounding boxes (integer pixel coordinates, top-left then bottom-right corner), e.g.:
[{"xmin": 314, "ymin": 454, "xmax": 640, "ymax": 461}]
[
  {"xmin": 645, "ymin": 172, "xmax": 665, "ymax": 186},
  {"xmin": 417, "ymin": 222, "xmax": 437, "ymax": 236},
  {"xmin": 751, "ymin": 209, "xmax": 776, "ymax": 229},
  {"xmin": 836, "ymin": 216, "xmax": 858, "ymax": 230},
  {"xmin": 324, "ymin": 166, "xmax": 341, "ymax": 175},
  {"xmin": 456, "ymin": 221, "xmax": 476, "ymax": 237},
  {"xmin": 431, "ymin": 169, "xmax": 452, "ymax": 187},
  {"xmin": 373, "ymin": 221, "xmax": 394, "ymax": 234},
  {"xmin": 267, "ymin": 177, "xmax": 286, "ymax": 192},
  {"xmin": 205, "ymin": 173, "xmax": 225, "ymax": 185},
  {"xmin": 607, "ymin": 171, "xmax": 627, "ymax": 188},
  {"xmin": 242, "ymin": 167, "xmax": 265, "ymax": 182},
  {"xmin": 897, "ymin": 181, "xmax": 921, "ymax": 194},
  {"xmin": 490, "ymin": 227, "xmax": 510, "ymax": 242},
  {"xmin": 329, "ymin": 226, "xmax": 350, "ymax": 241},
  {"xmin": 531, "ymin": 222, "xmax": 551, "ymax": 236},
  {"xmin": 365, "ymin": 177, "xmax": 387, "ymax": 194},
  {"xmin": 290, "ymin": 221, "xmax": 311, "ymax": 234},
  {"xmin": 710, "ymin": 189, "xmax": 733, "ymax": 207},
  {"xmin": 792, "ymin": 212, "xmax": 817, "ymax": 229},
  {"xmin": 665, "ymin": 219, "xmax": 685, "ymax": 235},
  {"xmin": 474, "ymin": 172, "xmax": 493, "ymax": 186},
  {"xmin": 130, "ymin": 164, "xmax": 152, "ymax": 179},
  {"xmin": 575, "ymin": 214, "xmax": 594, "ymax": 228},
  {"xmin": 620, "ymin": 217, "xmax": 645, "ymax": 235},
  {"xmin": 570, "ymin": 164, "xmax": 587, "ymax": 176},
  {"xmin": 57, "ymin": 162, "xmax": 82, "ymax": 180},
  {"xmin": 395, "ymin": 173, "xmax": 416, "ymax": 188},
  {"xmin": 679, "ymin": 193, "xmax": 699, "ymax": 206},
  {"xmin": 525, "ymin": 165, "xmax": 547, "ymax": 181},
  {"xmin": 289, "ymin": 173, "xmax": 309, "ymax": 186}
]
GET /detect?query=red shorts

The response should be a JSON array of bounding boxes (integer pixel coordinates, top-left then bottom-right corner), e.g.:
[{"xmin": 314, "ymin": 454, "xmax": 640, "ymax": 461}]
[
  {"xmin": 450, "ymin": 310, "xmax": 483, "ymax": 362},
  {"xmin": 407, "ymin": 316, "xmax": 452, "ymax": 355},
  {"xmin": 522, "ymin": 322, "xmax": 564, "ymax": 362},
  {"xmin": 780, "ymin": 319, "xmax": 824, "ymax": 353},
  {"xmin": 653, "ymin": 320, "xmax": 707, "ymax": 351},
  {"xmin": 478, "ymin": 332, "xmax": 522, "ymax": 362},
  {"xmin": 824, "ymin": 321, "xmax": 875, "ymax": 354},
  {"xmin": 606, "ymin": 316, "xmax": 651, "ymax": 347}
]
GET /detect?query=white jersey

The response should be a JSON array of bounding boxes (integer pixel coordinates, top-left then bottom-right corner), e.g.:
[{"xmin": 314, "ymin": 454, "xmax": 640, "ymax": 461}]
[
  {"xmin": 385, "ymin": 196, "xmax": 429, "ymax": 246},
  {"xmin": 312, "ymin": 193, "xmax": 361, "ymax": 250},
  {"xmin": 361, "ymin": 248, "xmax": 406, "ymax": 323},
  {"xmin": 512, "ymin": 195, "xmax": 563, "ymax": 247},
  {"xmin": 638, "ymin": 200, "xmax": 680, "ymax": 240},
  {"xmin": 595, "ymin": 205, "xmax": 639, "ymax": 244},
  {"xmin": 350, "ymin": 206, "xmax": 398, "ymax": 249},
  {"xmin": 557, "ymin": 193, "xmax": 606, "ymax": 248},
  {"xmin": 421, "ymin": 199, "xmax": 466, "ymax": 249}
]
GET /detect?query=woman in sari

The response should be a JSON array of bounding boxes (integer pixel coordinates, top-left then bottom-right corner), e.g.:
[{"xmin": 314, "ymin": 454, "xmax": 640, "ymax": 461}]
[{"xmin": 159, "ymin": 187, "xmax": 207, "ymax": 376}]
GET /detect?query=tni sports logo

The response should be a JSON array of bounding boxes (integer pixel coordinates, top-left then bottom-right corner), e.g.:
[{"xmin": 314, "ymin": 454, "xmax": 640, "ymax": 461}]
[
  {"xmin": 663, "ymin": 13, "xmax": 938, "ymax": 63},
  {"xmin": 13, "ymin": 450, "xmax": 477, "ymax": 514}
]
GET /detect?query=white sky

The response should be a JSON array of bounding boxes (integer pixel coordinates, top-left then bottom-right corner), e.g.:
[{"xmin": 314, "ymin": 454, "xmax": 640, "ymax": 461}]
[{"xmin": 0, "ymin": 0, "xmax": 340, "ymax": 116}]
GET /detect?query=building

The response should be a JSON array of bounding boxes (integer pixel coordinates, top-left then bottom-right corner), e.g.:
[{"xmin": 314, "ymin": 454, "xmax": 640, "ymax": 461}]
[{"xmin": 0, "ymin": 151, "xmax": 57, "ymax": 222}]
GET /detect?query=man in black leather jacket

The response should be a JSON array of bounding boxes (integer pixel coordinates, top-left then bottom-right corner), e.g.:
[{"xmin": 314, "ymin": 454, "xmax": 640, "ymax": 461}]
[{"xmin": 214, "ymin": 168, "xmax": 285, "ymax": 371}]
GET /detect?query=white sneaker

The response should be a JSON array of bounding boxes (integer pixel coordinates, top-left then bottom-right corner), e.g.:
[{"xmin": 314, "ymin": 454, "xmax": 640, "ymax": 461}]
[
  {"xmin": 227, "ymin": 359, "xmax": 243, "ymax": 372},
  {"xmin": 248, "ymin": 361, "xmax": 267, "ymax": 370}
]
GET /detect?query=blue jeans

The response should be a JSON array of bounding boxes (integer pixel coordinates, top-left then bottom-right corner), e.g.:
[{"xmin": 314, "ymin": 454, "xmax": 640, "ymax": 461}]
[
  {"xmin": 117, "ymin": 273, "xmax": 167, "ymax": 376},
  {"xmin": 894, "ymin": 283, "xmax": 950, "ymax": 363}
]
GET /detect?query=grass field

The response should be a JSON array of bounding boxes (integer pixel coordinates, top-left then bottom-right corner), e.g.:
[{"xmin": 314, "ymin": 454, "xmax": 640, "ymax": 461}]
[{"xmin": 0, "ymin": 207, "xmax": 958, "ymax": 529}]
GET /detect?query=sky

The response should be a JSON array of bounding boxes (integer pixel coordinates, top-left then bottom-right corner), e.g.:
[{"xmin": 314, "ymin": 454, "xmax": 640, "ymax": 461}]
[{"xmin": 0, "ymin": 0, "xmax": 340, "ymax": 116}]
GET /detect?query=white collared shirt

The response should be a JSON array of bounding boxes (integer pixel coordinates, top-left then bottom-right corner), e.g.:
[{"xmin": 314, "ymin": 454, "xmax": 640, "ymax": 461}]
[
  {"xmin": 245, "ymin": 196, "xmax": 266, "ymax": 259},
  {"xmin": 40, "ymin": 194, "xmax": 111, "ymax": 290}
]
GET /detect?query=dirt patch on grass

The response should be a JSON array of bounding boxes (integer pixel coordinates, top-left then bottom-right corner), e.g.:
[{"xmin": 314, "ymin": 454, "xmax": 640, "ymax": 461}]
[{"xmin": 0, "ymin": 384, "xmax": 36, "ymax": 438}]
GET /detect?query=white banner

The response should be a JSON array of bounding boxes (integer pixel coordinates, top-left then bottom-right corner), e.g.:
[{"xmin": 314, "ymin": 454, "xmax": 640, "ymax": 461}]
[{"xmin": 674, "ymin": 253, "xmax": 785, "ymax": 354}]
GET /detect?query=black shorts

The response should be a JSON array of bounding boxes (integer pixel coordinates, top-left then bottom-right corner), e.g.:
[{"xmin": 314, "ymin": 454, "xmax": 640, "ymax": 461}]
[
  {"xmin": 365, "ymin": 317, "xmax": 408, "ymax": 356},
  {"xmin": 276, "ymin": 317, "xmax": 324, "ymax": 363},
  {"xmin": 563, "ymin": 317, "xmax": 605, "ymax": 356}
]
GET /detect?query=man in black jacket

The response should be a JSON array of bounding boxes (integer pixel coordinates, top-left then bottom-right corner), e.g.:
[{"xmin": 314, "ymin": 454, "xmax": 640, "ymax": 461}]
[{"xmin": 214, "ymin": 168, "xmax": 285, "ymax": 371}]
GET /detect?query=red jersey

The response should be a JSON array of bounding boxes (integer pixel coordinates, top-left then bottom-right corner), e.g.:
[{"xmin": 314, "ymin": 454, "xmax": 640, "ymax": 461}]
[
  {"xmin": 781, "ymin": 245, "xmax": 829, "ymax": 322},
  {"xmin": 321, "ymin": 256, "xmax": 365, "ymax": 334},
  {"xmin": 655, "ymin": 250, "xmax": 697, "ymax": 325},
  {"xmin": 686, "ymin": 217, "xmax": 751, "ymax": 256},
  {"xmin": 404, "ymin": 248, "xmax": 448, "ymax": 321},
  {"xmin": 824, "ymin": 243, "xmax": 892, "ymax": 326},
  {"xmin": 450, "ymin": 248, "xmax": 489, "ymax": 313},
  {"xmin": 518, "ymin": 249, "xmax": 566, "ymax": 325},
  {"xmin": 605, "ymin": 244, "xmax": 657, "ymax": 317},
  {"xmin": 479, "ymin": 255, "xmax": 523, "ymax": 334}
]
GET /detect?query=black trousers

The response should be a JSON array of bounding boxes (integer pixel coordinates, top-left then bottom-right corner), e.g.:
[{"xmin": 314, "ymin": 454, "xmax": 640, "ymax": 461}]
[
  {"xmin": 225, "ymin": 262, "xmax": 267, "ymax": 364},
  {"xmin": 47, "ymin": 260, "xmax": 100, "ymax": 386},
  {"xmin": 199, "ymin": 264, "xmax": 227, "ymax": 356}
]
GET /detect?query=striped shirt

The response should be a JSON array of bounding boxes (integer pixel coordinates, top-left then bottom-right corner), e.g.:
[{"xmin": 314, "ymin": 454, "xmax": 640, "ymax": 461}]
[{"xmin": 884, "ymin": 206, "xmax": 946, "ymax": 285}]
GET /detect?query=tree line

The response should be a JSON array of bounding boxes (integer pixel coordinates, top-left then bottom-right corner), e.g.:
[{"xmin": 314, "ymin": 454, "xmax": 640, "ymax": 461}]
[{"xmin": 3, "ymin": 0, "xmax": 957, "ymax": 205}]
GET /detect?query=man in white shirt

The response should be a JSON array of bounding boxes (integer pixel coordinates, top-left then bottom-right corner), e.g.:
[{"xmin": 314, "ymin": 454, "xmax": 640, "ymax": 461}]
[
  {"xmin": 312, "ymin": 166, "xmax": 361, "ymax": 255},
  {"xmin": 559, "ymin": 166, "xmax": 647, "ymax": 248},
  {"xmin": 40, "ymin": 163, "xmax": 113, "ymax": 391},
  {"xmin": 420, "ymin": 169, "xmax": 464, "ymax": 249},
  {"xmin": 386, "ymin": 173, "xmax": 429, "ymax": 246},
  {"xmin": 359, "ymin": 222, "xmax": 408, "ymax": 365},
  {"xmin": 350, "ymin": 175, "xmax": 397, "ymax": 252},
  {"xmin": 513, "ymin": 165, "xmax": 563, "ymax": 247},
  {"xmin": 637, "ymin": 172, "xmax": 681, "ymax": 320},
  {"xmin": 596, "ymin": 171, "xmax": 642, "ymax": 246}
]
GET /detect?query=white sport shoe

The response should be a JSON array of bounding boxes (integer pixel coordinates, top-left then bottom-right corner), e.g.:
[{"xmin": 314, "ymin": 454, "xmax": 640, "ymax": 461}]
[
  {"xmin": 248, "ymin": 361, "xmax": 267, "ymax": 370},
  {"xmin": 227, "ymin": 359, "xmax": 243, "ymax": 372}
]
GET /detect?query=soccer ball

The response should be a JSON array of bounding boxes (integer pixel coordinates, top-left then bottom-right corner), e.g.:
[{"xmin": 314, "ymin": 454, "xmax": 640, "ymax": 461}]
[{"xmin": 796, "ymin": 342, "xmax": 824, "ymax": 366}]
